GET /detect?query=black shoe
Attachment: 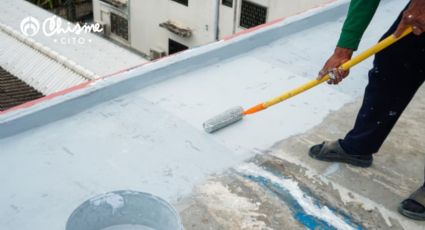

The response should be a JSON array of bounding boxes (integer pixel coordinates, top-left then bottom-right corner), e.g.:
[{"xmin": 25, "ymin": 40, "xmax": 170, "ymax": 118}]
[
  {"xmin": 309, "ymin": 140, "xmax": 373, "ymax": 168},
  {"xmin": 399, "ymin": 186, "xmax": 425, "ymax": 221}
]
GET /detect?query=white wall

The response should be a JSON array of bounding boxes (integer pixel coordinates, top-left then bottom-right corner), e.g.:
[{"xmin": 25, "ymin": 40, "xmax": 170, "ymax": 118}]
[
  {"xmin": 93, "ymin": 0, "xmax": 331, "ymax": 56},
  {"xmin": 219, "ymin": 0, "xmax": 331, "ymax": 38},
  {"xmin": 130, "ymin": 0, "xmax": 218, "ymax": 56},
  {"xmin": 93, "ymin": 0, "xmax": 101, "ymax": 23},
  {"xmin": 219, "ymin": 0, "xmax": 238, "ymax": 38}
]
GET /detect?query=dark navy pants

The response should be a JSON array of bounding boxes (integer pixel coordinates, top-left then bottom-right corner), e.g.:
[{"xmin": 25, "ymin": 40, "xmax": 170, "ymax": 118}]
[{"xmin": 340, "ymin": 8, "xmax": 425, "ymax": 156}]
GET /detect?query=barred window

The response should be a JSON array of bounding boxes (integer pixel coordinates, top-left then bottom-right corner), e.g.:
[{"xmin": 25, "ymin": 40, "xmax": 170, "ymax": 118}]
[
  {"xmin": 110, "ymin": 13, "xmax": 129, "ymax": 41},
  {"xmin": 240, "ymin": 0, "xmax": 267, "ymax": 29}
]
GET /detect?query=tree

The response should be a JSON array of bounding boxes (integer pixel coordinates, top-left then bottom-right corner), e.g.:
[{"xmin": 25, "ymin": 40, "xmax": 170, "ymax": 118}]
[{"xmin": 29, "ymin": 0, "xmax": 62, "ymax": 9}]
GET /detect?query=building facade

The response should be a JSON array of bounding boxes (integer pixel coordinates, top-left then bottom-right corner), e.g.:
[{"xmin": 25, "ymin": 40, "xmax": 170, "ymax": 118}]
[{"xmin": 93, "ymin": 0, "xmax": 329, "ymax": 59}]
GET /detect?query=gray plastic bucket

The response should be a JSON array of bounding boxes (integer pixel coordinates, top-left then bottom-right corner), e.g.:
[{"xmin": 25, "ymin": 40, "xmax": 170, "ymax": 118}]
[{"xmin": 66, "ymin": 190, "xmax": 183, "ymax": 230}]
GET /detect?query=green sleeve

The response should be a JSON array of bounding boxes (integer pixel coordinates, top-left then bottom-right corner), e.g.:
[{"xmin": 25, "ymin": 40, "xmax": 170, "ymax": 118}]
[{"xmin": 337, "ymin": 0, "xmax": 381, "ymax": 50}]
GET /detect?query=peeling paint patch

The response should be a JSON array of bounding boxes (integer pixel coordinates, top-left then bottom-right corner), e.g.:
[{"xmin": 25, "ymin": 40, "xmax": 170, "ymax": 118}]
[
  {"xmin": 267, "ymin": 151, "xmax": 415, "ymax": 228},
  {"xmin": 237, "ymin": 163, "xmax": 363, "ymax": 230},
  {"xmin": 198, "ymin": 181, "xmax": 272, "ymax": 230},
  {"xmin": 323, "ymin": 163, "xmax": 340, "ymax": 177}
]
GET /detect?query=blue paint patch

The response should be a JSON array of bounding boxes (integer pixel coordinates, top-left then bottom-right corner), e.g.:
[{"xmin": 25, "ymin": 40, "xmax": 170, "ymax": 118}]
[
  {"xmin": 295, "ymin": 212, "xmax": 336, "ymax": 230},
  {"xmin": 242, "ymin": 173, "xmax": 363, "ymax": 230}
]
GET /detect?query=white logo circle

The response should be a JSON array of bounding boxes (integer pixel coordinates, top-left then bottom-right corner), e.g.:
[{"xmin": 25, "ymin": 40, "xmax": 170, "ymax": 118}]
[{"xmin": 20, "ymin": 17, "xmax": 40, "ymax": 37}]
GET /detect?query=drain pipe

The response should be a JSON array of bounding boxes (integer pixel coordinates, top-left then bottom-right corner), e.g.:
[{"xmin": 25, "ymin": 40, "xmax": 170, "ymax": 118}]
[
  {"xmin": 0, "ymin": 22, "xmax": 98, "ymax": 80},
  {"xmin": 214, "ymin": 0, "xmax": 220, "ymax": 40},
  {"xmin": 233, "ymin": 0, "xmax": 239, "ymax": 34}
]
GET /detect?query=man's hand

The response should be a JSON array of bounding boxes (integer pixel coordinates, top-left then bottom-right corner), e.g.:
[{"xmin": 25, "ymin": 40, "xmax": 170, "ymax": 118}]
[
  {"xmin": 317, "ymin": 47, "xmax": 353, "ymax": 85},
  {"xmin": 394, "ymin": 0, "xmax": 425, "ymax": 37}
]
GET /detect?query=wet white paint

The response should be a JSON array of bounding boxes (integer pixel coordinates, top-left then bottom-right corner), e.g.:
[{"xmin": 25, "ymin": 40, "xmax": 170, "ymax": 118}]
[
  {"xmin": 140, "ymin": 56, "xmax": 352, "ymax": 153},
  {"xmin": 0, "ymin": 97, "xmax": 243, "ymax": 230}
]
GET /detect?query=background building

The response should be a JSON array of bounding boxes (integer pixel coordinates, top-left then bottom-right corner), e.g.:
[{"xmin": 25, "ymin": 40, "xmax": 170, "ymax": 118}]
[{"xmin": 92, "ymin": 0, "xmax": 330, "ymax": 59}]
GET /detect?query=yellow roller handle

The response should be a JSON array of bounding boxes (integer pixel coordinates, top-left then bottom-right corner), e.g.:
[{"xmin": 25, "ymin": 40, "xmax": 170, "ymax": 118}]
[{"xmin": 243, "ymin": 27, "xmax": 413, "ymax": 115}]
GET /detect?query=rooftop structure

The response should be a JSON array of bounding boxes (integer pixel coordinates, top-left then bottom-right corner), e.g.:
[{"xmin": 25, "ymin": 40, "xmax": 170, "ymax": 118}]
[
  {"xmin": 0, "ymin": 0, "xmax": 147, "ymax": 107},
  {"xmin": 1, "ymin": 0, "xmax": 424, "ymax": 229}
]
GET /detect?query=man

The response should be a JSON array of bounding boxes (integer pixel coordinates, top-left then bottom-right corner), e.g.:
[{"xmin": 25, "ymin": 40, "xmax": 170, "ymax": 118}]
[{"xmin": 308, "ymin": 0, "xmax": 425, "ymax": 220}]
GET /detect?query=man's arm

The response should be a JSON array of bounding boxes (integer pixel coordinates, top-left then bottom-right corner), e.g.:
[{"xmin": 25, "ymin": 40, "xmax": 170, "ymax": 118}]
[
  {"xmin": 337, "ymin": 0, "xmax": 381, "ymax": 50},
  {"xmin": 318, "ymin": 0, "xmax": 381, "ymax": 84}
]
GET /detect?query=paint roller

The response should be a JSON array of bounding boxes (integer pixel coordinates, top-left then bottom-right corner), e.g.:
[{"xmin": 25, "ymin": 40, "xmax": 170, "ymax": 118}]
[{"xmin": 203, "ymin": 27, "xmax": 413, "ymax": 133}]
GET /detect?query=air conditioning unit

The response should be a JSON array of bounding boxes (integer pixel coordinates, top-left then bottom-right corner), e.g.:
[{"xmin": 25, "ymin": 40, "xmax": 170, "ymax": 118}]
[
  {"xmin": 150, "ymin": 48, "xmax": 167, "ymax": 60},
  {"xmin": 98, "ymin": 23, "xmax": 110, "ymax": 36}
]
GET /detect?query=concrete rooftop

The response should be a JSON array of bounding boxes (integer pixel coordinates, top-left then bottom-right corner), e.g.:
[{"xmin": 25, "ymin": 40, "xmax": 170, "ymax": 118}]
[{"xmin": 1, "ymin": 0, "xmax": 424, "ymax": 229}]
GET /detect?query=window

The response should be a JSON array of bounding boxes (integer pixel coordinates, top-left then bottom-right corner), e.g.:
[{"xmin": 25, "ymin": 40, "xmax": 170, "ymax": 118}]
[
  {"xmin": 100, "ymin": 0, "xmax": 127, "ymax": 8},
  {"xmin": 222, "ymin": 0, "xmax": 233, "ymax": 8},
  {"xmin": 240, "ymin": 0, "xmax": 267, "ymax": 29},
  {"xmin": 171, "ymin": 0, "xmax": 188, "ymax": 6},
  {"xmin": 110, "ymin": 13, "xmax": 129, "ymax": 41},
  {"xmin": 169, "ymin": 39, "xmax": 188, "ymax": 55}
]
